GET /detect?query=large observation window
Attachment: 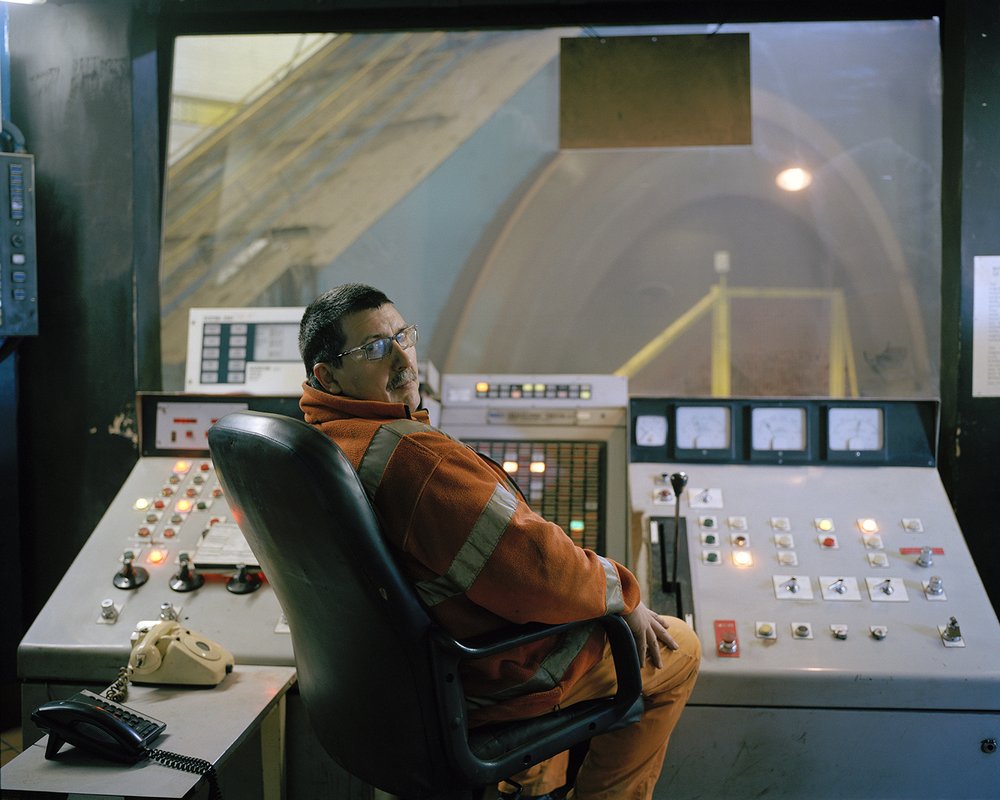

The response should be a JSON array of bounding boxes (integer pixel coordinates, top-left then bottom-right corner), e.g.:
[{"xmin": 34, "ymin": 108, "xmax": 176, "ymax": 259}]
[{"xmin": 160, "ymin": 21, "xmax": 941, "ymax": 398}]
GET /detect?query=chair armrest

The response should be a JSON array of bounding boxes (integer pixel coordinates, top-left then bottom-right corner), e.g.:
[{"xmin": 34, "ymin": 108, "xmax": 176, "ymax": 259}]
[{"xmin": 429, "ymin": 614, "xmax": 643, "ymax": 787}]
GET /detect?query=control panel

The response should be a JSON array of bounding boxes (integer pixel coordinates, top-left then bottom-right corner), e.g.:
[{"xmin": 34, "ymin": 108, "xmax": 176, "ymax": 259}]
[
  {"xmin": 630, "ymin": 398, "xmax": 999, "ymax": 798},
  {"xmin": 0, "ymin": 152, "xmax": 38, "ymax": 336},
  {"xmin": 18, "ymin": 394, "xmax": 303, "ymax": 688}
]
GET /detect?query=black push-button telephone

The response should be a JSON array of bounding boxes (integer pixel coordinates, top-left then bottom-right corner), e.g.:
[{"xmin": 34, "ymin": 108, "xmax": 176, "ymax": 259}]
[
  {"xmin": 32, "ymin": 688, "xmax": 221, "ymax": 798},
  {"xmin": 32, "ymin": 689, "xmax": 166, "ymax": 763}
]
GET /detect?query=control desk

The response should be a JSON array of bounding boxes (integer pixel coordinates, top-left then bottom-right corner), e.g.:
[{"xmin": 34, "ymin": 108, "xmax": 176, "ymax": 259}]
[
  {"xmin": 18, "ymin": 394, "xmax": 303, "ymax": 739},
  {"xmin": 629, "ymin": 398, "xmax": 1000, "ymax": 800}
]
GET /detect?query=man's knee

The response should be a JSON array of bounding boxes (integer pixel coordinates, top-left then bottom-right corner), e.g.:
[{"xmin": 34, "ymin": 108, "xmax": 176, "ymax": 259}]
[{"xmin": 662, "ymin": 615, "xmax": 702, "ymax": 664}]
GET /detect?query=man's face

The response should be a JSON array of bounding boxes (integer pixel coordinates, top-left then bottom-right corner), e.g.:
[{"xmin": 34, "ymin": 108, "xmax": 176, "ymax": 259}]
[{"xmin": 314, "ymin": 303, "xmax": 421, "ymax": 409}]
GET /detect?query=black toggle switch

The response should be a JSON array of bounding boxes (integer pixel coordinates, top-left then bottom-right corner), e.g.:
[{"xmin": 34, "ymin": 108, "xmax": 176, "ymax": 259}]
[
  {"xmin": 112, "ymin": 550, "xmax": 149, "ymax": 590},
  {"xmin": 226, "ymin": 563, "xmax": 262, "ymax": 595}
]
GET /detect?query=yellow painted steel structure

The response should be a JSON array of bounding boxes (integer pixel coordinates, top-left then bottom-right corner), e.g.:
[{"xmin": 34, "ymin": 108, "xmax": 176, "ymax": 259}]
[{"xmin": 614, "ymin": 280, "xmax": 859, "ymax": 398}]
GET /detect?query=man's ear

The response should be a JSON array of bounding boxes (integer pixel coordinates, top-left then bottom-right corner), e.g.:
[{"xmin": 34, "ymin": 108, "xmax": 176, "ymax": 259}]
[{"xmin": 312, "ymin": 362, "xmax": 343, "ymax": 394}]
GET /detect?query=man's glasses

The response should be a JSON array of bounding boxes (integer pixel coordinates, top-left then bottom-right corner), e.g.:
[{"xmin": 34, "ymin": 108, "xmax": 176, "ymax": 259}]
[{"xmin": 336, "ymin": 324, "xmax": 418, "ymax": 362}]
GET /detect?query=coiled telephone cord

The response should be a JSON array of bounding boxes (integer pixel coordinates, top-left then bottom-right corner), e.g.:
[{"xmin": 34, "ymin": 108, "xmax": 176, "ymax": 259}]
[
  {"xmin": 145, "ymin": 747, "xmax": 222, "ymax": 800},
  {"xmin": 103, "ymin": 666, "xmax": 132, "ymax": 703}
]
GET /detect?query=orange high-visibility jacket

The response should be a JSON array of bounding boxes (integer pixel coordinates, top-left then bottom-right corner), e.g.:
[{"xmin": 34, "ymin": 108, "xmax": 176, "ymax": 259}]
[{"xmin": 300, "ymin": 385, "xmax": 641, "ymax": 723}]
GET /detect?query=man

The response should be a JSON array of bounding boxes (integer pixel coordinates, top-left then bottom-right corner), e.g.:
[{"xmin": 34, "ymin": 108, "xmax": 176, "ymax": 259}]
[{"xmin": 299, "ymin": 283, "xmax": 700, "ymax": 800}]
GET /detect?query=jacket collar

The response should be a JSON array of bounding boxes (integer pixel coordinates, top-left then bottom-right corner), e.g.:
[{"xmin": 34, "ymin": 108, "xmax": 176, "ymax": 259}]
[{"xmin": 300, "ymin": 381, "xmax": 430, "ymax": 425}]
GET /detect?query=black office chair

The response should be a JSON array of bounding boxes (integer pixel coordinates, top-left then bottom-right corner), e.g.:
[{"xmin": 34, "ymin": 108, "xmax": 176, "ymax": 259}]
[{"xmin": 208, "ymin": 411, "xmax": 642, "ymax": 800}]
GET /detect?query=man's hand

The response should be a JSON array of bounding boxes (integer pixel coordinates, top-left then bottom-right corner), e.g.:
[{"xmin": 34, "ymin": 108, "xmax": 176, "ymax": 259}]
[{"xmin": 622, "ymin": 602, "xmax": 678, "ymax": 668}]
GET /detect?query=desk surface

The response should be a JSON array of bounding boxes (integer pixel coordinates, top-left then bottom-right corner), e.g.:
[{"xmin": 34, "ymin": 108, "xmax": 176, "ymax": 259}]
[{"xmin": 1, "ymin": 665, "xmax": 297, "ymax": 799}]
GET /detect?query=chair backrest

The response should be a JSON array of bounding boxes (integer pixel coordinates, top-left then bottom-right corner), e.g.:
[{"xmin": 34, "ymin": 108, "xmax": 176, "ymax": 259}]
[{"xmin": 208, "ymin": 411, "xmax": 453, "ymax": 796}]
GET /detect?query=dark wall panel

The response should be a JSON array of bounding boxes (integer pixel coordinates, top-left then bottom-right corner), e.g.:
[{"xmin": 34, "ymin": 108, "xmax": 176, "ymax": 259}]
[
  {"xmin": 9, "ymin": 4, "xmax": 145, "ymax": 617},
  {"xmin": 940, "ymin": 0, "xmax": 1000, "ymax": 611}
]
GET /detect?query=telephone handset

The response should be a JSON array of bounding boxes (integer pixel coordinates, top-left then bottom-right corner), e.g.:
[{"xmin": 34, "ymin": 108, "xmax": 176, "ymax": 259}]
[
  {"xmin": 129, "ymin": 620, "xmax": 234, "ymax": 686},
  {"xmin": 31, "ymin": 688, "xmax": 166, "ymax": 764}
]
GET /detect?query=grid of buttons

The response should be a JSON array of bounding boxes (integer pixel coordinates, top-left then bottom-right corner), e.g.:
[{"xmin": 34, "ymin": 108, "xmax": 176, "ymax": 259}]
[{"xmin": 469, "ymin": 439, "xmax": 604, "ymax": 552}]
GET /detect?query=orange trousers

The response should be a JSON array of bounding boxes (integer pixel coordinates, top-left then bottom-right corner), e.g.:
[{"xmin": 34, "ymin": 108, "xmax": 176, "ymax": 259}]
[{"xmin": 500, "ymin": 616, "xmax": 701, "ymax": 800}]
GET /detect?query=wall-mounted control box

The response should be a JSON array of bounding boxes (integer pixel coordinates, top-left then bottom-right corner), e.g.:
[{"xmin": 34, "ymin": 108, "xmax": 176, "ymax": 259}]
[{"xmin": 0, "ymin": 152, "xmax": 38, "ymax": 336}]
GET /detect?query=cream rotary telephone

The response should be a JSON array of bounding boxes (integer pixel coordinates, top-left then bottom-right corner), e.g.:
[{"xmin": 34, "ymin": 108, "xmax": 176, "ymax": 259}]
[{"xmin": 129, "ymin": 620, "xmax": 234, "ymax": 686}]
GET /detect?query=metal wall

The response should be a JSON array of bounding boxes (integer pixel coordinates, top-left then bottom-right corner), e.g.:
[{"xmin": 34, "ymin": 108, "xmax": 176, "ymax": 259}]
[
  {"xmin": 939, "ymin": 0, "xmax": 1000, "ymax": 612},
  {"xmin": 4, "ymin": 2, "xmax": 162, "ymax": 728}
]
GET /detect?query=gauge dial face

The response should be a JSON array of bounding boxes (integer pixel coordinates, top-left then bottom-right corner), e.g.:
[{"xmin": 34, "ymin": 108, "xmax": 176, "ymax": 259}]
[
  {"xmin": 828, "ymin": 407, "xmax": 884, "ymax": 451},
  {"xmin": 634, "ymin": 414, "xmax": 668, "ymax": 447},
  {"xmin": 751, "ymin": 407, "xmax": 807, "ymax": 451},
  {"xmin": 676, "ymin": 406, "xmax": 731, "ymax": 450}
]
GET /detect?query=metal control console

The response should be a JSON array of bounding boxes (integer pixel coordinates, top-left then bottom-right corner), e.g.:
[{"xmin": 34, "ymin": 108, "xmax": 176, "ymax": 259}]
[
  {"xmin": 18, "ymin": 394, "xmax": 302, "ymax": 738},
  {"xmin": 629, "ymin": 398, "xmax": 1000, "ymax": 800}
]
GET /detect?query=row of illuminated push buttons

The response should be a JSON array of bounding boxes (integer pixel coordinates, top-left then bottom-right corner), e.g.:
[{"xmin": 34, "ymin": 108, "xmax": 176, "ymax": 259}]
[
  {"xmin": 130, "ymin": 460, "xmax": 224, "ymax": 540},
  {"xmin": 696, "ymin": 515, "xmax": 929, "ymax": 568}
]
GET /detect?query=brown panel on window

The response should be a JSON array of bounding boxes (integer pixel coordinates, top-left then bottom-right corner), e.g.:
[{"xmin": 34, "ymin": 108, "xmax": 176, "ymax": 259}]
[{"xmin": 560, "ymin": 34, "xmax": 752, "ymax": 148}]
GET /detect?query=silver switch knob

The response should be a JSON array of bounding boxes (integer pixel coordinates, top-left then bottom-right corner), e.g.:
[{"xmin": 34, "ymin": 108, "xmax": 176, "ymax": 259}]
[{"xmin": 100, "ymin": 598, "xmax": 118, "ymax": 622}]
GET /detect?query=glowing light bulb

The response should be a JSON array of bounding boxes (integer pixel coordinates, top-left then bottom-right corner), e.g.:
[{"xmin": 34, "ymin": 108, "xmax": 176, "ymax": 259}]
[
  {"xmin": 776, "ymin": 167, "xmax": 813, "ymax": 192},
  {"xmin": 502, "ymin": 461, "xmax": 519, "ymax": 474},
  {"xmin": 859, "ymin": 518, "xmax": 879, "ymax": 533},
  {"xmin": 175, "ymin": 499, "xmax": 193, "ymax": 513},
  {"xmin": 529, "ymin": 461, "xmax": 546, "ymax": 474},
  {"xmin": 732, "ymin": 550, "xmax": 754, "ymax": 568}
]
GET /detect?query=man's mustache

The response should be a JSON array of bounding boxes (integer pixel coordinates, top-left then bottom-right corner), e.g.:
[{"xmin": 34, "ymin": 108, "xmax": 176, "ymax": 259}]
[{"xmin": 388, "ymin": 367, "xmax": 418, "ymax": 390}]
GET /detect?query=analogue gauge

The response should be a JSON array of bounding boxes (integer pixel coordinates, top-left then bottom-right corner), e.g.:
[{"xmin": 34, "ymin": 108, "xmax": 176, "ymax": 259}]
[
  {"xmin": 828, "ymin": 407, "xmax": 884, "ymax": 451},
  {"xmin": 676, "ymin": 406, "xmax": 731, "ymax": 450},
  {"xmin": 634, "ymin": 414, "xmax": 668, "ymax": 447},
  {"xmin": 751, "ymin": 407, "xmax": 807, "ymax": 451}
]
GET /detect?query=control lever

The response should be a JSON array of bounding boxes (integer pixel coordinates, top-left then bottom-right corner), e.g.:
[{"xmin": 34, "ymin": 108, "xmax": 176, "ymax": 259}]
[
  {"xmin": 112, "ymin": 550, "xmax": 149, "ymax": 590},
  {"xmin": 669, "ymin": 472, "xmax": 688, "ymax": 589},
  {"xmin": 169, "ymin": 552, "xmax": 204, "ymax": 593},
  {"xmin": 226, "ymin": 563, "xmax": 262, "ymax": 595}
]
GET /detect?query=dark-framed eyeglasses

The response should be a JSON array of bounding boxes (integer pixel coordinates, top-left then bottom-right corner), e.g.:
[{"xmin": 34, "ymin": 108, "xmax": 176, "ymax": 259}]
[{"xmin": 336, "ymin": 324, "xmax": 418, "ymax": 362}]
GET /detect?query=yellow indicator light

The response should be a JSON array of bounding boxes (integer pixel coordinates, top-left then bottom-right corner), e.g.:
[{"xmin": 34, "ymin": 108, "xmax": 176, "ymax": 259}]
[
  {"xmin": 522, "ymin": 383, "xmax": 533, "ymax": 392},
  {"xmin": 175, "ymin": 499, "xmax": 193, "ymax": 513},
  {"xmin": 534, "ymin": 383, "xmax": 545, "ymax": 393},
  {"xmin": 580, "ymin": 389, "xmax": 591, "ymax": 400},
  {"xmin": 147, "ymin": 549, "xmax": 167, "ymax": 565},
  {"xmin": 529, "ymin": 461, "xmax": 546, "ymax": 474},
  {"xmin": 816, "ymin": 518, "xmax": 834, "ymax": 532},
  {"xmin": 133, "ymin": 498, "xmax": 150, "ymax": 511},
  {"xmin": 502, "ymin": 461, "xmax": 519, "ymax": 474},
  {"xmin": 173, "ymin": 460, "xmax": 192, "ymax": 474},
  {"xmin": 732, "ymin": 550, "xmax": 754, "ymax": 568},
  {"xmin": 476, "ymin": 381, "xmax": 489, "ymax": 393},
  {"xmin": 859, "ymin": 518, "xmax": 879, "ymax": 533}
]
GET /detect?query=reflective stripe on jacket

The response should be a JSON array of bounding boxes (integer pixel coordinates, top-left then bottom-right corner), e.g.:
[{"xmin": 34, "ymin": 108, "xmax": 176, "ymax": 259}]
[{"xmin": 300, "ymin": 384, "xmax": 640, "ymax": 723}]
